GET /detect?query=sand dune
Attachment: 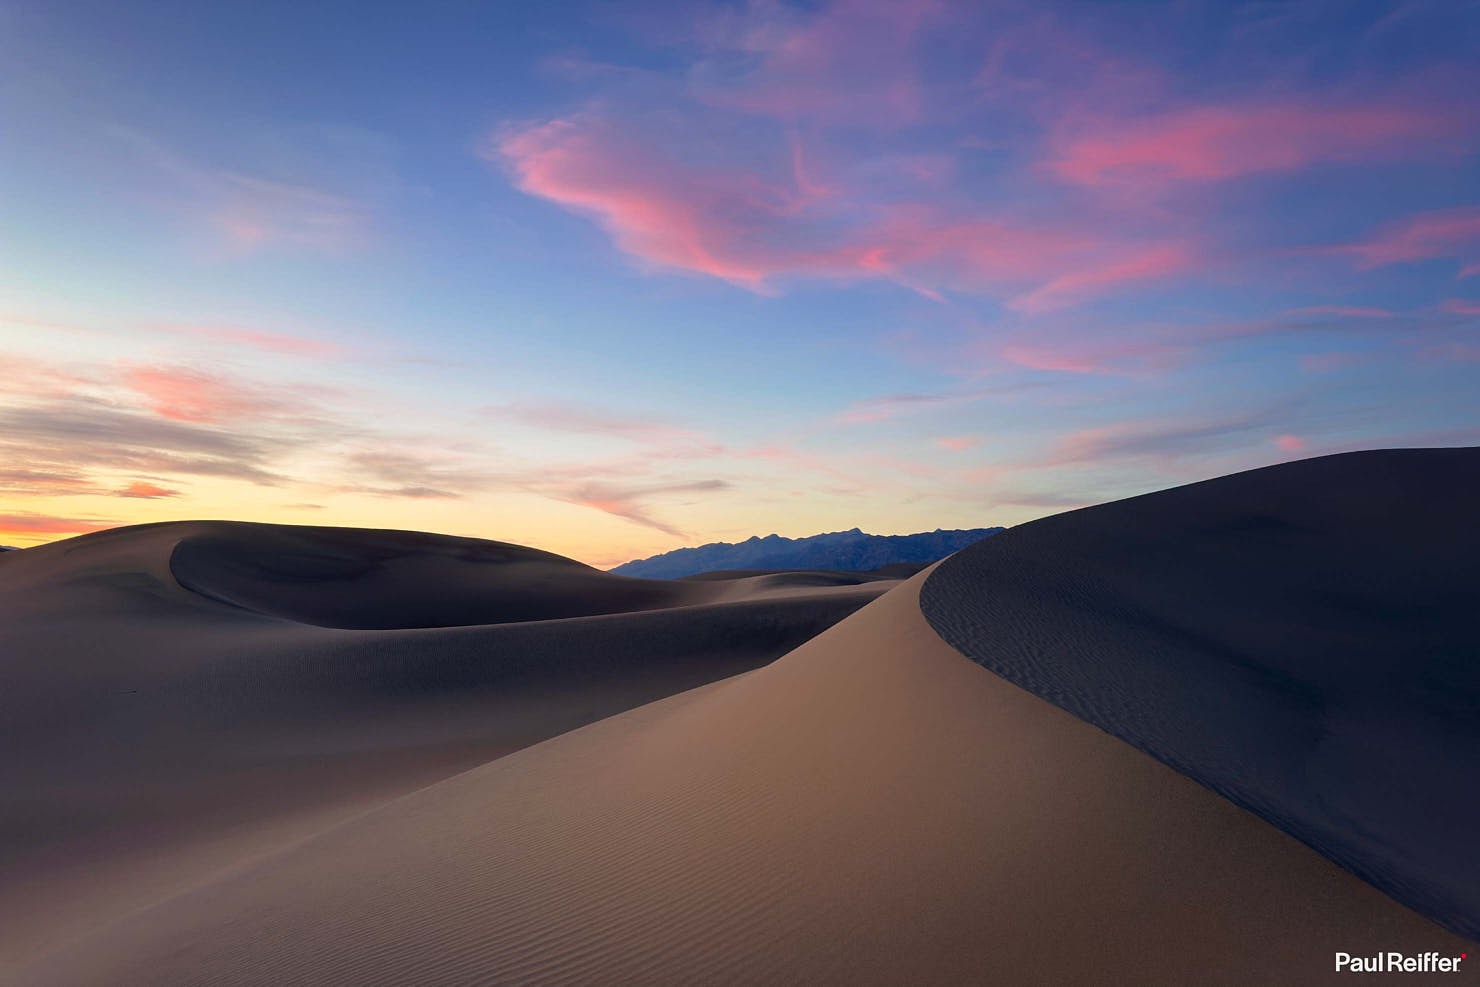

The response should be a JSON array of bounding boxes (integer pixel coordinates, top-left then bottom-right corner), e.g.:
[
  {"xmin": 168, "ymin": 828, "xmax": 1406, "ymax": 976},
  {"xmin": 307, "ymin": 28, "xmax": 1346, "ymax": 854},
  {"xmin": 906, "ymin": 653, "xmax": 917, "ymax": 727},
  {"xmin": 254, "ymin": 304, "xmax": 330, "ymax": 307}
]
[
  {"xmin": 7, "ymin": 451, "xmax": 1477, "ymax": 984},
  {"xmin": 922, "ymin": 447, "xmax": 1480, "ymax": 941},
  {"xmin": 11, "ymin": 451, "xmax": 1477, "ymax": 984},
  {"xmin": 0, "ymin": 521, "xmax": 892, "ymax": 969},
  {"xmin": 169, "ymin": 522, "xmax": 712, "ymax": 628},
  {"xmin": 12, "ymin": 569, "xmax": 1468, "ymax": 986}
]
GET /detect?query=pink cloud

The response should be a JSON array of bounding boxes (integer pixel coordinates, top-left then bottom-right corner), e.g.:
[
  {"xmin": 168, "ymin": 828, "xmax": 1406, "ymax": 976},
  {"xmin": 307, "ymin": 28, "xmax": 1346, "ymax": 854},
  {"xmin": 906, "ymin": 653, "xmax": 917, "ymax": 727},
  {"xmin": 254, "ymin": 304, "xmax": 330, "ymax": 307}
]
[
  {"xmin": 833, "ymin": 393, "xmax": 949, "ymax": 424},
  {"xmin": 0, "ymin": 513, "xmax": 113, "ymax": 536},
  {"xmin": 935, "ymin": 435, "xmax": 979, "ymax": 451},
  {"xmin": 497, "ymin": 117, "xmax": 789, "ymax": 288},
  {"xmin": 482, "ymin": 400, "xmax": 697, "ymax": 443},
  {"xmin": 1439, "ymin": 298, "xmax": 1480, "ymax": 315},
  {"xmin": 847, "ymin": 208, "xmax": 1096, "ymax": 286},
  {"xmin": 1272, "ymin": 434, "xmax": 1306, "ymax": 452},
  {"xmin": 740, "ymin": 443, "xmax": 852, "ymax": 479},
  {"xmin": 832, "ymin": 383, "xmax": 1031, "ymax": 425},
  {"xmin": 149, "ymin": 323, "xmax": 346, "ymax": 358},
  {"xmin": 0, "ymin": 351, "xmax": 96, "ymax": 400},
  {"xmin": 1037, "ymin": 411, "xmax": 1285, "ymax": 469},
  {"xmin": 493, "ymin": 2, "xmax": 1474, "ymax": 328},
  {"xmin": 999, "ymin": 335, "xmax": 1190, "ymax": 375},
  {"xmin": 788, "ymin": 132, "xmax": 836, "ymax": 201},
  {"xmin": 1008, "ymin": 244, "xmax": 1193, "ymax": 313},
  {"xmin": 498, "ymin": 115, "xmax": 1187, "ymax": 308},
  {"xmin": 564, "ymin": 479, "xmax": 729, "ymax": 537},
  {"xmin": 1323, "ymin": 207, "xmax": 1480, "ymax": 270},
  {"xmin": 1000, "ymin": 345, "xmax": 1111, "ymax": 375},
  {"xmin": 120, "ymin": 365, "xmax": 284, "ymax": 424},
  {"xmin": 992, "ymin": 300, "xmax": 1418, "ymax": 379},
  {"xmin": 110, "ymin": 127, "xmax": 373, "ymax": 254},
  {"xmin": 1283, "ymin": 306, "xmax": 1393, "ymax": 318},
  {"xmin": 0, "ymin": 466, "xmax": 95, "ymax": 496},
  {"xmin": 210, "ymin": 173, "xmax": 368, "ymax": 252},
  {"xmin": 690, "ymin": 0, "xmax": 943, "ymax": 127},
  {"xmin": 116, "ymin": 481, "xmax": 182, "ymax": 499},
  {"xmin": 1049, "ymin": 103, "xmax": 1451, "ymax": 190}
]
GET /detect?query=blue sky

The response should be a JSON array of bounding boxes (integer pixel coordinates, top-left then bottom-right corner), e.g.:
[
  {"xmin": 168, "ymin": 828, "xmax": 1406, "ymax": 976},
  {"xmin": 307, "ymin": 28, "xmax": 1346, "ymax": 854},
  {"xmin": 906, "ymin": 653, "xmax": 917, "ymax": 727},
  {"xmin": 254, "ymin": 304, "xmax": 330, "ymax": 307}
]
[{"xmin": 1, "ymin": 0, "xmax": 1477, "ymax": 564}]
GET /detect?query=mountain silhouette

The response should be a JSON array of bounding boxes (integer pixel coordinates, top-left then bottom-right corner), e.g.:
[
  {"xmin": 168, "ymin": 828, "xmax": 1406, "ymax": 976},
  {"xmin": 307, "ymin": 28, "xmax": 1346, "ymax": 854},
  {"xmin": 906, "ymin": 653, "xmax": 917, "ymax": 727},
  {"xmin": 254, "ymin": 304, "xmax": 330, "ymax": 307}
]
[{"xmin": 611, "ymin": 527, "xmax": 1002, "ymax": 579}]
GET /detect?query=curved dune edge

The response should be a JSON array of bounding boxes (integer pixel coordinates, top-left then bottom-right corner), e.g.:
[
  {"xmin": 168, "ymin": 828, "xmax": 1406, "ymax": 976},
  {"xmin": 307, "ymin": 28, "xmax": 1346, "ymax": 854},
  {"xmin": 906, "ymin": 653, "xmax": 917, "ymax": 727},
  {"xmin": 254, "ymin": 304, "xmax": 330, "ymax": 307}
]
[
  {"xmin": 166, "ymin": 520, "xmax": 771, "ymax": 628},
  {"xmin": 17, "ymin": 571, "xmax": 1470, "ymax": 986},
  {"xmin": 919, "ymin": 448, "xmax": 1480, "ymax": 942},
  {"xmin": 0, "ymin": 521, "xmax": 890, "ymax": 967}
]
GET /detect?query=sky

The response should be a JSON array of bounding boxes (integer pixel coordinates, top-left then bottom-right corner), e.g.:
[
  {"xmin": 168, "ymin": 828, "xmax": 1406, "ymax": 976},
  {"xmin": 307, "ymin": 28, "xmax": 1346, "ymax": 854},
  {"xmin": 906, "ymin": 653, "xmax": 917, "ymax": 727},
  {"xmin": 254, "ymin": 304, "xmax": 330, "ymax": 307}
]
[{"xmin": 1, "ymin": 0, "xmax": 1477, "ymax": 566}]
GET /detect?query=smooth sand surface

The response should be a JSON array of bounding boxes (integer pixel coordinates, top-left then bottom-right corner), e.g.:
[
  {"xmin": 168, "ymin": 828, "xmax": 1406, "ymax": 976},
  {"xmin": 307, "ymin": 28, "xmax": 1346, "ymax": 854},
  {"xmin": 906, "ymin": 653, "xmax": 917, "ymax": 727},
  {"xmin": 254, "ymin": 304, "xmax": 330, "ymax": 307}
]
[
  {"xmin": 0, "ymin": 521, "xmax": 891, "ymax": 969},
  {"xmin": 922, "ymin": 447, "xmax": 1480, "ymax": 940},
  {"xmin": 15, "ymin": 565, "xmax": 1471, "ymax": 985},
  {"xmin": 169, "ymin": 522, "xmax": 707, "ymax": 628}
]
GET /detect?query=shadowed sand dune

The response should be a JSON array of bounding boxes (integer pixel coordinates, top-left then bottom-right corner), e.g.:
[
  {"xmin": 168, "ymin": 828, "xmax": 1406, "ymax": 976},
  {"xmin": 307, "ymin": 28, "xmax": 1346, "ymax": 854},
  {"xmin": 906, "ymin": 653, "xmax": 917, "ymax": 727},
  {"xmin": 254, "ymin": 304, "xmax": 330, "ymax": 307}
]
[
  {"xmin": 168, "ymin": 523, "xmax": 711, "ymax": 628},
  {"xmin": 921, "ymin": 447, "xmax": 1480, "ymax": 941},
  {"xmin": 0, "ymin": 521, "xmax": 893, "ymax": 969},
  {"xmin": 10, "ymin": 453, "xmax": 1476, "ymax": 984}
]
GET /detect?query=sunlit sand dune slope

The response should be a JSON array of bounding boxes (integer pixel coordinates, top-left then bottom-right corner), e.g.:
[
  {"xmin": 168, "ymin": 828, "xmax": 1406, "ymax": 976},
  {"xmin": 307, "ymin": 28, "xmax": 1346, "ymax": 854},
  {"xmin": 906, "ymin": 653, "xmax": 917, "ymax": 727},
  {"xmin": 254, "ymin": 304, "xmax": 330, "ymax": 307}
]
[
  {"xmin": 16, "ymin": 452, "xmax": 1475, "ymax": 983},
  {"xmin": 0, "ymin": 521, "xmax": 891, "ymax": 968}
]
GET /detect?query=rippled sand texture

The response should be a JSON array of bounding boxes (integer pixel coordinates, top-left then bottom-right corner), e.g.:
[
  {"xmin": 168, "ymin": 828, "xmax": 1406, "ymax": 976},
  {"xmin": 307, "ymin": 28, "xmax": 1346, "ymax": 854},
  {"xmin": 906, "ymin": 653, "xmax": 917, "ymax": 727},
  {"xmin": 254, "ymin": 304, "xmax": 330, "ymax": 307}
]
[
  {"xmin": 922, "ymin": 447, "xmax": 1480, "ymax": 941},
  {"xmin": 14, "ymin": 554, "xmax": 1470, "ymax": 984},
  {"xmin": 0, "ymin": 521, "xmax": 892, "ymax": 972}
]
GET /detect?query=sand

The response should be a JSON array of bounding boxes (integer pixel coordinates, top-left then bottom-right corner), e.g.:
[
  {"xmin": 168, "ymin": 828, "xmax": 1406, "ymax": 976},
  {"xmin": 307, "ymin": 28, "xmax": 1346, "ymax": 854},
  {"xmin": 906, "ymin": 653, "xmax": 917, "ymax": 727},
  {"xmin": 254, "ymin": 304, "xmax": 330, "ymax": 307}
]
[
  {"xmin": 922, "ymin": 447, "xmax": 1480, "ymax": 940},
  {"xmin": 5, "ymin": 452, "xmax": 1475, "ymax": 984},
  {"xmin": 11, "ymin": 573, "xmax": 1472, "ymax": 982},
  {"xmin": 0, "ymin": 521, "xmax": 891, "ymax": 971}
]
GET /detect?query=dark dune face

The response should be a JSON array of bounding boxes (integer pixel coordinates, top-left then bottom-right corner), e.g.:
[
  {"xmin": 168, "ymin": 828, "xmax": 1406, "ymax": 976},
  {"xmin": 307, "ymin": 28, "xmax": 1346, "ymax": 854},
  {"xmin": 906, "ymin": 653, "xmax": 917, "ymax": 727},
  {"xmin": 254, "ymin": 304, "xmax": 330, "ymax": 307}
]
[
  {"xmin": 13, "ymin": 500, "xmax": 1471, "ymax": 987},
  {"xmin": 921, "ymin": 447, "xmax": 1480, "ymax": 940},
  {"xmin": 168, "ymin": 522, "xmax": 703, "ymax": 628},
  {"xmin": 0, "ymin": 520, "xmax": 894, "ymax": 966}
]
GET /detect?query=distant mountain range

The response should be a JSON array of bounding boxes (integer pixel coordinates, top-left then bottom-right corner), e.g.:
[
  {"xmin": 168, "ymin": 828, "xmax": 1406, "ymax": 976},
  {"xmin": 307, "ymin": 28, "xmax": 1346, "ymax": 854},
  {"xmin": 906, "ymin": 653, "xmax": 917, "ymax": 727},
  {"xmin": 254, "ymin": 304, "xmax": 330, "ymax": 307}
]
[{"xmin": 611, "ymin": 527, "xmax": 1003, "ymax": 579}]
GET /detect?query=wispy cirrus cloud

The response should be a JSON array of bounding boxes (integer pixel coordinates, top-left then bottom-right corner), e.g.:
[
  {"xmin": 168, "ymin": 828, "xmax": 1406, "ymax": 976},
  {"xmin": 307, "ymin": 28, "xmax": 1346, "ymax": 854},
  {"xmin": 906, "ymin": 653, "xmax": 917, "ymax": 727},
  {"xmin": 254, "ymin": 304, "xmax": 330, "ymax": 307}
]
[
  {"xmin": 120, "ymin": 365, "xmax": 296, "ymax": 424},
  {"xmin": 1047, "ymin": 103, "xmax": 1453, "ymax": 192},
  {"xmin": 1320, "ymin": 206, "xmax": 1480, "ymax": 271},
  {"xmin": 1282, "ymin": 305, "xmax": 1395, "ymax": 319},
  {"xmin": 1007, "ymin": 244, "xmax": 1194, "ymax": 314},
  {"xmin": 0, "ymin": 466, "xmax": 96, "ymax": 497},
  {"xmin": 988, "ymin": 303, "xmax": 1461, "ymax": 378},
  {"xmin": 107, "ymin": 125, "xmax": 394, "ymax": 254},
  {"xmin": 0, "ymin": 398, "xmax": 291, "ymax": 486},
  {"xmin": 1039, "ymin": 409, "xmax": 1293, "ymax": 468},
  {"xmin": 687, "ymin": 0, "xmax": 944, "ymax": 127},
  {"xmin": 481, "ymin": 399, "xmax": 700, "ymax": 443},
  {"xmin": 564, "ymin": 479, "xmax": 731, "ymax": 537},
  {"xmin": 1439, "ymin": 298, "xmax": 1480, "ymax": 315},
  {"xmin": 496, "ymin": 114, "xmax": 1191, "ymax": 305},
  {"xmin": 492, "ymin": 0, "xmax": 1474, "ymax": 320},
  {"xmin": 831, "ymin": 382, "xmax": 1037, "ymax": 424},
  {"xmin": 1000, "ymin": 337, "xmax": 1189, "ymax": 376},
  {"xmin": 147, "ymin": 323, "xmax": 348, "ymax": 359},
  {"xmin": 331, "ymin": 449, "xmax": 489, "ymax": 500},
  {"xmin": 116, "ymin": 481, "xmax": 182, "ymax": 499}
]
